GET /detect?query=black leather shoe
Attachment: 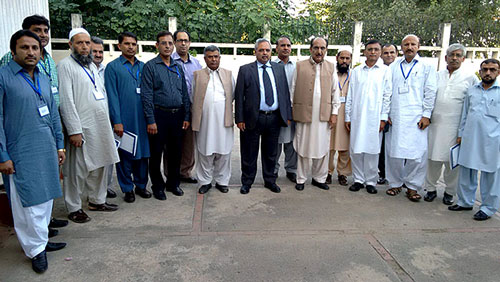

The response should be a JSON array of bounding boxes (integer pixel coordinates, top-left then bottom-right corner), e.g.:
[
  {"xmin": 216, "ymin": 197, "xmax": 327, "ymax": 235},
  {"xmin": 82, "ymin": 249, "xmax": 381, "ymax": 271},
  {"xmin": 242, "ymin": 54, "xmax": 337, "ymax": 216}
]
[
  {"xmin": 88, "ymin": 202, "xmax": 119, "ymax": 212},
  {"xmin": 311, "ymin": 179, "xmax": 329, "ymax": 190},
  {"xmin": 124, "ymin": 191, "xmax": 135, "ymax": 203},
  {"xmin": 45, "ymin": 242, "xmax": 66, "ymax": 252},
  {"xmin": 167, "ymin": 186, "xmax": 184, "ymax": 196},
  {"xmin": 68, "ymin": 209, "xmax": 91, "ymax": 223},
  {"xmin": 240, "ymin": 185, "xmax": 251, "ymax": 194},
  {"xmin": 448, "ymin": 204, "xmax": 473, "ymax": 211},
  {"xmin": 198, "ymin": 184, "xmax": 212, "ymax": 194},
  {"xmin": 338, "ymin": 175, "xmax": 348, "ymax": 186},
  {"xmin": 377, "ymin": 177, "xmax": 387, "ymax": 185},
  {"xmin": 286, "ymin": 172, "xmax": 297, "ymax": 183},
  {"xmin": 366, "ymin": 185, "xmax": 377, "ymax": 194},
  {"xmin": 424, "ymin": 191, "xmax": 437, "ymax": 202},
  {"xmin": 107, "ymin": 188, "xmax": 117, "ymax": 198},
  {"xmin": 473, "ymin": 210, "xmax": 490, "ymax": 221},
  {"xmin": 325, "ymin": 174, "xmax": 332, "ymax": 184},
  {"xmin": 215, "ymin": 183, "xmax": 229, "ymax": 193},
  {"xmin": 349, "ymin": 182, "xmax": 364, "ymax": 192},
  {"xmin": 442, "ymin": 192, "xmax": 454, "ymax": 205},
  {"xmin": 153, "ymin": 190, "xmax": 167, "ymax": 201},
  {"xmin": 49, "ymin": 218, "xmax": 68, "ymax": 228},
  {"xmin": 180, "ymin": 177, "xmax": 198, "ymax": 184},
  {"xmin": 31, "ymin": 250, "xmax": 48, "ymax": 273},
  {"xmin": 135, "ymin": 188, "xmax": 152, "ymax": 199},
  {"xmin": 264, "ymin": 182, "xmax": 281, "ymax": 193},
  {"xmin": 295, "ymin": 183, "xmax": 305, "ymax": 191},
  {"xmin": 48, "ymin": 228, "xmax": 58, "ymax": 238}
]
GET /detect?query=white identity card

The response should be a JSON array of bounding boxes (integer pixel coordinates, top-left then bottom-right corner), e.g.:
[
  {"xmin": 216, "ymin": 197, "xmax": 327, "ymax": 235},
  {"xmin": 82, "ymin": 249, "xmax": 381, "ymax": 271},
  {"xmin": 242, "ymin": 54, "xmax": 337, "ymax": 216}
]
[
  {"xmin": 340, "ymin": 96, "xmax": 346, "ymax": 103},
  {"xmin": 38, "ymin": 105, "xmax": 49, "ymax": 117},
  {"xmin": 398, "ymin": 84, "xmax": 409, "ymax": 94},
  {"xmin": 136, "ymin": 88, "xmax": 141, "ymax": 94},
  {"xmin": 51, "ymin": 86, "xmax": 58, "ymax": 94},
  {"xmin": 450, "ymin": 143, "xmax": 460, "ymax": 169},
  {"xmin": 93, "ymin": 88, "xmax": 105, "ymax": 100}
]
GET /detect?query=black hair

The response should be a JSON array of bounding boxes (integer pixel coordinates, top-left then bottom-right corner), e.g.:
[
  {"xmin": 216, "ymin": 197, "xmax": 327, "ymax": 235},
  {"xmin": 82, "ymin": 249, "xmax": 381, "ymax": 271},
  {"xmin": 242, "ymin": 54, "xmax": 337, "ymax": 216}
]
[
  {"xmin": 382, "ymin": 43, "xmax": 398, "ymax": 52},
  {"xmin": 480, "ymin": 58, "xmax": 500, "ymax": 68},
  {"xmin": 10, "ymin": 29, "xmax": 42, "ymax": 54},
  {"xmin": 275, "ymin": 36, "xmax": 291, "ymax": 46},
  {"xmin": 22, "ymin": 15, "xmax": 49, "ymax": 30},
  {"xmin": 156, "ymin": 31, "xmax": 173, "ymax": 43},
  {"xmin": 118, "ymin": 31, "xmax": 138, "ymax": 44},
  {"xmin": 173, "ymin": 30, "xmax": 191, "ymax": 41},
  {"xmin": 365, "ymin": 39, "xmax": 382, "ymax": 48}
]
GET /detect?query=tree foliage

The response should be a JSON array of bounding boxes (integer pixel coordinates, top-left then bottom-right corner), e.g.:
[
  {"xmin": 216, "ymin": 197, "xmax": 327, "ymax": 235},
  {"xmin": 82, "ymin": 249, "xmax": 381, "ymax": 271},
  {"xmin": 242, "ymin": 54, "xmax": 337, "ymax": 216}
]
[{"xmin": 49, "ymin": 0, "xmax": 500, "ymax": 47}]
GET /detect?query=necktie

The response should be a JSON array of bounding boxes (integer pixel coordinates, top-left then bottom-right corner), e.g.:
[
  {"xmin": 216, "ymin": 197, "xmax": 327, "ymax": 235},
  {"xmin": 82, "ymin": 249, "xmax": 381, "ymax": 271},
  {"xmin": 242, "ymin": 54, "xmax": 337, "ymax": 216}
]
[{"xmin": 262, "ymin": 65, "xmax": 274, "ymax": 106}]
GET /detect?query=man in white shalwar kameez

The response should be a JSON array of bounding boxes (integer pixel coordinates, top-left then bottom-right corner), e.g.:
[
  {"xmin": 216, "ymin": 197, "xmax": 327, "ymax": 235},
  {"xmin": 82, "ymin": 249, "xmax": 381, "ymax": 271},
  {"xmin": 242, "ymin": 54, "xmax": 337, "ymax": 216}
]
[
  {"xmin": 58, "ymin": 28, "xmax": 120, "ymax": 223},
  {"xmin": 292, "ymin": 37, "xmax": 340, "ymax": 191},
  {"xmin": 191, "ymin": 46, "xmax": 234, "ymax": 194},
  {"xmin": 385, "ymin": 34, "xmax": 437, "ymax": 201},
  {"xmin": 345, "ymin": 40, "xmax": 392, "ymax": 195},
  {"xmin": 424, "ymin": 44, "xmax": 478, "ymax": 205}
]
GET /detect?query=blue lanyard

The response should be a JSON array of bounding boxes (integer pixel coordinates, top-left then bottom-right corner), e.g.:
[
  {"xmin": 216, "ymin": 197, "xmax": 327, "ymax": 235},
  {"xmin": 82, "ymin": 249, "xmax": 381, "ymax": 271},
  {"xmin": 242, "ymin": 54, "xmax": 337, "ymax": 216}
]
[
  {"xmin": 38, "ymin": 59, "xmax": 52, "ymax": 81},
  {"xmin": 165, "ymin": 64, "xmax": 181, "ymax": 79},
  {"xmin": 71, "ymin": 55, "xmax": 96, "ymax": 88},
  {"xmin": 400, "ymin": 60, "xmax": 418, "ymax": 81},
  {"xmin": 338, "ymin": 72, "xmax": 349, "ymax": 91},
  {"xmin": 124, "ymin": 64, "xmax": 140, "ymax": 81},
  {"xmin": 19, "ymin": 72, "xmax": 43, "ymax": 100}
]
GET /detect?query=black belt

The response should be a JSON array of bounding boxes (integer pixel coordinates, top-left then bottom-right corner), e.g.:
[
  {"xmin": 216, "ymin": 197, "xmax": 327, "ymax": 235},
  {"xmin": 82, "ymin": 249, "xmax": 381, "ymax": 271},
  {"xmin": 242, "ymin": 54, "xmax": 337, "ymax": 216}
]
[
  {"xmin": 155, "ymin": 105, "xmax": 181, "ymax": 113},
  {"xmin": 259, "ymin": 110, "xmax": 277, "ymax": 115}
]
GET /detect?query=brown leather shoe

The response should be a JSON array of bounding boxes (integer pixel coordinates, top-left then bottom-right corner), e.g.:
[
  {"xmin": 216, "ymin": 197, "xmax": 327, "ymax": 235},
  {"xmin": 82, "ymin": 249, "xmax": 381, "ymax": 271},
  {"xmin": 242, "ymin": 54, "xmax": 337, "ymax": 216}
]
[
  {"xmin": 338, "ymin": 175, "xmax": 348, "ymax": 186},
  {"xmin": 88, "ymin": 202, "xmax": 119, "ymax": 212}
]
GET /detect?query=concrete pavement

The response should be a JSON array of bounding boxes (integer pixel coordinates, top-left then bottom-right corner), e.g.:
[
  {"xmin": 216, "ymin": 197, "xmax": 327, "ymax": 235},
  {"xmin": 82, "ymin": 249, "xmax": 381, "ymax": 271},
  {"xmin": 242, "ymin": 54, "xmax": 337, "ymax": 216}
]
[{"xmin": 1, "ymin": 135, "xmax": 500, "ymax": 282}]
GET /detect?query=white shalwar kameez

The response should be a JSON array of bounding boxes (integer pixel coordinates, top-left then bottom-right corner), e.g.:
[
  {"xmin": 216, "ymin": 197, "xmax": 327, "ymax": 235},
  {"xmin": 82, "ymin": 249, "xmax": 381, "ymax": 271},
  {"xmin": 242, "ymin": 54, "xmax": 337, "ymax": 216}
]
[
  {"xmin": 385, "ymin": 55, "xmax": 437, "ymax": 191},
  {"xmin": 293, "ymin": 64, "xmax": 340, "ymax": 184},
  {"xmin": 194, "ymin": 70, "xmax": 234, "ymax": 187},
  {"xmin": 345, "ymin": 59, "xmax": 392, "ymax": 186},
  {"xmin": 9, "ymin": 175, "xmax": 52, "ymax": 258},
  {"xmin": 425, "ymin": 67, "xmax": 478, "ymax": 194}
]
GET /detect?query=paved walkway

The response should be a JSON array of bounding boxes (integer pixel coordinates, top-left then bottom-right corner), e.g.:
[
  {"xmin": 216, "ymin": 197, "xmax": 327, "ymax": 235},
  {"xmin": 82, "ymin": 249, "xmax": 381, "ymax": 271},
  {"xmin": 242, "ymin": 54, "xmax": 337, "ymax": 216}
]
[{"xmin": 1, "ymin": 136, "xmax": 500, "ymax": 281}]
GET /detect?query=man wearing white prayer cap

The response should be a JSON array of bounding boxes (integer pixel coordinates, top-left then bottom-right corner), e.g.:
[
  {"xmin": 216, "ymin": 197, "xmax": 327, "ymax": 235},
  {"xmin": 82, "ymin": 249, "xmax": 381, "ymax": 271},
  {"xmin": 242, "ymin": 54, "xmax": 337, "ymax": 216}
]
[{"xmin": 58, "ymin": 27, "xmax": 120, "ymax": 223}]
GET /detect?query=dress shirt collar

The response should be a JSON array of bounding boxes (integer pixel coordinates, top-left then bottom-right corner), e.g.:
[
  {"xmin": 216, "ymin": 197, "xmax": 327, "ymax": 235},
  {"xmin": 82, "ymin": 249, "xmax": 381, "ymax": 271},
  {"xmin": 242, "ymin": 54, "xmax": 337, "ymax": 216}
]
[
  {"xmin": 8, "ymin": 60, "xmax": 40, "ymax": 75},
  {"xmin": 401, "ymin": 54, "xmax": 420, "ymax": 65},
  {"xmin": 119, "ymin": 55, "xmax": 138, "ymax": 65},
  {"xmin": 172, "ymin": 52, "xmax": 194, "ymax": 64},
  {"xmin": 363, "ymin": 58, "xmax": 384, "ymax": 69},
  {"xmin": 476, "ymin": 79, "xmax": 500, "ymax": 90},
  {"xmin": 153, "ymin": 55, "xmax": 179, "ymax": 67},
  {"xmin": 256, "ymin": 60, "xmax": 272, "ymax": 68},
  {"xmin": 208, "ymin": 67, "xmax": 220, "ymax": 74},
  {"xmin": 274, "ymin": 57, "xmax": 293, "ymax": 65}
]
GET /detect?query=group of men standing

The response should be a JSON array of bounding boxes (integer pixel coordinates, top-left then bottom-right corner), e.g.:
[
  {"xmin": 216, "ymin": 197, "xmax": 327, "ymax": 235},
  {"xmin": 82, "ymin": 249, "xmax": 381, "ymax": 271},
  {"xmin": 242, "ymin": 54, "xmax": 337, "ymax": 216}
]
[{"xmin": 1, "ymin": 14, "xmax": 500, "ymax": 274}]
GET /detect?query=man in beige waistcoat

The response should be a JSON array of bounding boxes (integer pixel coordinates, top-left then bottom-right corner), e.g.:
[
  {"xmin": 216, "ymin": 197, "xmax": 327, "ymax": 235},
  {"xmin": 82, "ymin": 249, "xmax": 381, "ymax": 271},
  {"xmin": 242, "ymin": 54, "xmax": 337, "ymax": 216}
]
[
  {"xmin": 191, "ymin": 45, "xmax": 235, "ymax": 194},
  {"xmin": 327, "ymin": 48, "xmax": 352, "ymax": 186},
  {"xmin": 292, "ymin": 37, "xmax": 341, "ymax": 191}
]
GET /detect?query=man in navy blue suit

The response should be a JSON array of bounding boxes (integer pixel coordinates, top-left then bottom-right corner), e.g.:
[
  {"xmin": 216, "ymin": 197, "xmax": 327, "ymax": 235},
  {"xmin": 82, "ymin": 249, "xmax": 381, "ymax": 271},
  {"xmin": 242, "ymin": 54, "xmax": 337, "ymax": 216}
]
[{"xmin": 235, "ymin": 38, "xmax": 292, "ymax": 194}]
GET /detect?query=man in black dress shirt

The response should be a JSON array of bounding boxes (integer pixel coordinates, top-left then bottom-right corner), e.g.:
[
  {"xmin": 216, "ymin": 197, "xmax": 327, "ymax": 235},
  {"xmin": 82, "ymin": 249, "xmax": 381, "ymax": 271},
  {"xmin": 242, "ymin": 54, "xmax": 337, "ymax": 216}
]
[{"xmin": 141, "ymin": 31, "xmax": 191, "ymax": 200}]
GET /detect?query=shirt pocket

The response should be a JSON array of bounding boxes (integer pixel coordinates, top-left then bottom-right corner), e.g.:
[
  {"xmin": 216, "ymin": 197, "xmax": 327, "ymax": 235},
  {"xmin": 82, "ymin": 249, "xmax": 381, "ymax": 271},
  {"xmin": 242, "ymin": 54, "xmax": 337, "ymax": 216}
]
[{"xmin": 486, "ymin": 98, "xmax": 500, "ymax": 119}]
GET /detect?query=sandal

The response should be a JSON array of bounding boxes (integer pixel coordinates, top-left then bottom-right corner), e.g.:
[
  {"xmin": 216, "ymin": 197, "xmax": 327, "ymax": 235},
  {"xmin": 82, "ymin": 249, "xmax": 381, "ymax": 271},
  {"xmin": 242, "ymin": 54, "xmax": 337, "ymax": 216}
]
[
  {"xmin": 406, "ymin": 189, "xmax": 421, "ymax": 202},
  {"xmin": 386, "ymin": 187, "xmax": 402, "ymax": 196}
]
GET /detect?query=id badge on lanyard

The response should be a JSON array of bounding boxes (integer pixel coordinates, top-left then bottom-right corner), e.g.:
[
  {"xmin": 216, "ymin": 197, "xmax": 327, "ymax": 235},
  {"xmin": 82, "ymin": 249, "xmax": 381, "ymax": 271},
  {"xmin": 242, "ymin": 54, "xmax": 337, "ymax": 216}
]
[
  {"xmin": 93, "ymin": 88, "xmax": 105, "ymax": 100},
  {"xmin": 398, "ymin": 82, "xmax": 409, "ymax": 94},
  {"xmin": 38, "ymin": 104, "xmax": 49, "ymax": 117}
]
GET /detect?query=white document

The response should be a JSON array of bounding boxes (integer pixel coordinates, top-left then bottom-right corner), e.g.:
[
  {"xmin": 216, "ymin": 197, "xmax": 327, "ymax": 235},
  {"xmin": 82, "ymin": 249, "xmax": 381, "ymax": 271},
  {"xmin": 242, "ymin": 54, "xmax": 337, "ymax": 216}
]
[
  {"xmin": 450, "ymin": 143, "xmax": 460, "ymax": 169},
  {"xmin": 115, "ymin": 131, "xmax": 138, "ymax": 156}
]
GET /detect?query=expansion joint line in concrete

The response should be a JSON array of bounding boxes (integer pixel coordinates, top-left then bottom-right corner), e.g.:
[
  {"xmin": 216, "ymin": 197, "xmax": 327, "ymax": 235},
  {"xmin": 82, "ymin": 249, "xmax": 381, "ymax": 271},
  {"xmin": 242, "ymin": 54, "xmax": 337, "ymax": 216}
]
[
  {"xmin": 191, "ymin": 193, "xmax": 204, "ymax": 234},
  {"xmin": 365, "ymin": 234, "xmax": 415, "ymax": 282}
]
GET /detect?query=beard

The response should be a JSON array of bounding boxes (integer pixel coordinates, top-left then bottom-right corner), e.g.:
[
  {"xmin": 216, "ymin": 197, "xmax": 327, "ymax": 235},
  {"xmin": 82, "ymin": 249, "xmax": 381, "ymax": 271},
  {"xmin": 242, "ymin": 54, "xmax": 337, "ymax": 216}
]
[
  {"xmin": 482, "ymin": 78, "xmax": 496, "ymax": 85},
  {"xmin": 337, "ymin": 64, "xmax": 349, "ymax": 74},
  {"xmin": 72, "ymin": 49, "xmax": 93, "ymax": 66}
]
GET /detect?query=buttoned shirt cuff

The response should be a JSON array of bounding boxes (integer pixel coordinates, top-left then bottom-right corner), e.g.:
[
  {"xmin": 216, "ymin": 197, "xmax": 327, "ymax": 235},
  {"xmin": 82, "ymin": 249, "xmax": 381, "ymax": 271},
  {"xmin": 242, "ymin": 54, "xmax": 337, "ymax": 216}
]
[
  {"xmin": 146, "ymin": 116, "xmax": 155, "ymax": 124},
  {"xmin": 331, "ymin": 107, "xmax": 339, "ymax": 115},
  {"xmin": 66, "ymin": 127, "xmax": 83, "ymax": 137},
  {"xmin": 344, "ymin": 116, "xmax": 351, "ymax": 122},
  {"xmin": 0, "ymin": 151, "xmax": 11, "ymax": 163},
  {"xmin": 56, "ymin": 140, "xmax": 65, "ymax": 150},
  {"xmin": 380, "ymin": 114, "xmax": 388, "ymax": 121}
]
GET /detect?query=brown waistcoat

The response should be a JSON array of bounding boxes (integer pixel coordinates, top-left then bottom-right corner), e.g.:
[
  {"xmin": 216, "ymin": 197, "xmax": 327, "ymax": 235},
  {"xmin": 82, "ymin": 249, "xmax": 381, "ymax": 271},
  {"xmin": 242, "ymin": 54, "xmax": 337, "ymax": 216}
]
[
  {"xmin": 191, "ymin": 67, "xmax": 234, "ymax": 132},
  {"xmin": 292, "ymin": 59, "xmax": 334, "ymax": 123}
]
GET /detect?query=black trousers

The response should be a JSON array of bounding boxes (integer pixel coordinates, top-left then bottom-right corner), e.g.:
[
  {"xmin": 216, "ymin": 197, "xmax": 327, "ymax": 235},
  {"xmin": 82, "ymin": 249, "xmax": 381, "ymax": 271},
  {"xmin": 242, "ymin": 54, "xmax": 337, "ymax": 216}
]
[
  {"xmin": 148, "ymin": 107, "xmax": 184, "ymax": 192},
  {"xmin": 240, "ymin": 111, "xmax": 281, "ymax": 186},
  {"xmin": 378, "ymin": 124, "xmax": 389, "ymax": 178}
]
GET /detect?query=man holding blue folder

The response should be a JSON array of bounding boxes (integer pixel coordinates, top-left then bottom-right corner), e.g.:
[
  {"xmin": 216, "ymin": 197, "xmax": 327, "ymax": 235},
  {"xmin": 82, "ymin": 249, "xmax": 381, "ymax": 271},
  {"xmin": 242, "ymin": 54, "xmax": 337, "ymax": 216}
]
[{"xmin": 449, "ymin": 58, "xmax": 500, "ymax": 221}]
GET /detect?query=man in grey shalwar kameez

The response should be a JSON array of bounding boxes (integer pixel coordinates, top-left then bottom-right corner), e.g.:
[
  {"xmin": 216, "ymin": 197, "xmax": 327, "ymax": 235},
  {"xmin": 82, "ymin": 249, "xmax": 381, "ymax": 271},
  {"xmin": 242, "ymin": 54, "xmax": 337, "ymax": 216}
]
[{"xmin": 58, "ymin": 28, "xmax": 119, "ymax": 223}]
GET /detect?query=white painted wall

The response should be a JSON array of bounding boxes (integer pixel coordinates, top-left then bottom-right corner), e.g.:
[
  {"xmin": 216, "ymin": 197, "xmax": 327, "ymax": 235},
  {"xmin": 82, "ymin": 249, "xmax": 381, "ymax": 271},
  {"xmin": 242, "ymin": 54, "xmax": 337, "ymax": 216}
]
[{"xmin": 0, "ymin": 0, "xmax": 51, "ymax": 56}]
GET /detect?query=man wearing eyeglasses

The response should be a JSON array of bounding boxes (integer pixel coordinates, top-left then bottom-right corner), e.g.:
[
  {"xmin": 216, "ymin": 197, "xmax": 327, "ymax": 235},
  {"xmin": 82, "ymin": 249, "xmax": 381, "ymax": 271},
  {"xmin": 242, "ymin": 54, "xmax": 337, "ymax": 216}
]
[
  {"xmin": 162, "ymin": 30, "xmax": 202, "ymax": 185},
  {"xmin": 141, "ymin": 31, "xmax": 190, "ymax": 201}
]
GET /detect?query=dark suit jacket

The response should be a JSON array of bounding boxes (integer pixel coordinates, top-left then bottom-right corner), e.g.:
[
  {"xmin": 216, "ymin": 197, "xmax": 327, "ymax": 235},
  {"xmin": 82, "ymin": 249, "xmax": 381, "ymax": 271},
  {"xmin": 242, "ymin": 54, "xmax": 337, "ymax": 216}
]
[{"xmin": 235, "ymin": 61, "xmax": 292, "ymax": 130}]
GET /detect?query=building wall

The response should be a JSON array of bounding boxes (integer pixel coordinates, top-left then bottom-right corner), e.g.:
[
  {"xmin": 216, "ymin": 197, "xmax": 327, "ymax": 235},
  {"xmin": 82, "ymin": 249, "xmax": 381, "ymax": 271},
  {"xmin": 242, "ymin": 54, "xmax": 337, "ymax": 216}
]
[{"xmin": 0, "ymin": 0, "xmax": 51, "ymax": 56}]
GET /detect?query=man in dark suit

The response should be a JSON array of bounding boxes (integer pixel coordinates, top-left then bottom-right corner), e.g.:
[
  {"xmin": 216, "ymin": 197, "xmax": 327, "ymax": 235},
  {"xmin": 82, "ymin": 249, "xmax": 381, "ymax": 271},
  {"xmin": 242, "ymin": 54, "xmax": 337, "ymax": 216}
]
[{"xmin": 235, "ymin": 38, "xmax": 292, "ymax": 194}]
